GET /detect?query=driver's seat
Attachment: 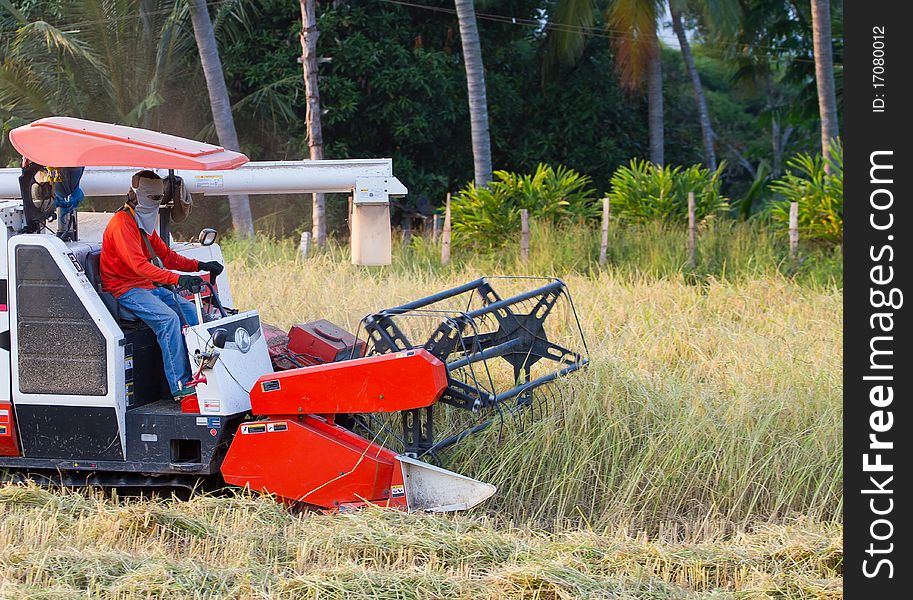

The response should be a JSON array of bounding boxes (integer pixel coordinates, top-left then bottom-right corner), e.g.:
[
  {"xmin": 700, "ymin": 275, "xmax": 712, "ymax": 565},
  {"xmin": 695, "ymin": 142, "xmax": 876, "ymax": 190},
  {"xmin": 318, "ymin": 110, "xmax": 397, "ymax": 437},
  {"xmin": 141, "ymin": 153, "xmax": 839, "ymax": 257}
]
[{"xmin": 84, "ymin": 250, "xmax": 140, "ymax": 323}]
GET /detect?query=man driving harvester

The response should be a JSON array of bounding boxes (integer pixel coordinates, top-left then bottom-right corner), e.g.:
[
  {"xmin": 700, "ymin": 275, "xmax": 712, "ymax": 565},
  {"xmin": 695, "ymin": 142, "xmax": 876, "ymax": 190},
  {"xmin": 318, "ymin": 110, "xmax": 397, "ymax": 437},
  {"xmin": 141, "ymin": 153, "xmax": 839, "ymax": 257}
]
[{"xmin": 100, "ymin": 170, "xmax": 223, "ymax": 401}]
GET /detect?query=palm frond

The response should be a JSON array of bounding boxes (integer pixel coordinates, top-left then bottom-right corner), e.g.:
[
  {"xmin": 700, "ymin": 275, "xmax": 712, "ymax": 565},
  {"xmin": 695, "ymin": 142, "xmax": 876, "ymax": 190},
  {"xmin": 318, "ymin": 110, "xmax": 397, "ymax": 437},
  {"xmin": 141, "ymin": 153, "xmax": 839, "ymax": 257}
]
[
  {"xmin": 606, "ymin": 0, "xmax": 663, "ymax": 89},
  {"xmin": 544, "ymin": 0, "xmax": 597, "ymax": 71},
  {"xmin": 231, "ymin": 75, "xmax": 301, "ymax": 131}
]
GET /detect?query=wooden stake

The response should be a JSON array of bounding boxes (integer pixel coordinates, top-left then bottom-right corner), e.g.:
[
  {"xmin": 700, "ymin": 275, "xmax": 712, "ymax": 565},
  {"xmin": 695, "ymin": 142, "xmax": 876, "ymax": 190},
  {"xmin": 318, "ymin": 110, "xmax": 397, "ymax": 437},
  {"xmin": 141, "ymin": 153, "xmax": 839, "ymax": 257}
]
[
  {"xmin": 347, "ymin": 195, "xmax": 353, "ymax": 235},
  {"xmin": 441, "ymin": 193, "xmax": 452, "ymax": 265},
  {"xmin": 599, "ymin": 197, "xmax": 610, "ymax": 266},
  {"xmin": 299, "ymin": 231, "xmax": 311, "ymax": 259},
  {"xmin": 687, "ymin": 191, "xmax": 697, "ymax": 270},
  {"xmin": 432, "ymin": 214, "xmax": 441, "ymax": 244},
  {"xmin": 789, "ymin": 201, "xmax": 799, "ymax": 261},
  {"xmin": 520, "ymin": 209, "xmax": 530, "ymax": 264},
  {"xmin": 402, "ymin": 219, "xmax": 412, "ymax": 247}
]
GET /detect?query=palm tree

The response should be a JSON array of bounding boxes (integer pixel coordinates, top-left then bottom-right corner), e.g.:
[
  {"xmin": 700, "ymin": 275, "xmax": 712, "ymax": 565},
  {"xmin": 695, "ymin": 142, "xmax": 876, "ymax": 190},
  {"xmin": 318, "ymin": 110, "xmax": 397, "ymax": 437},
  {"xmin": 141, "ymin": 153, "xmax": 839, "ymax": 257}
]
[
  {"xmin": 188, "ymin": 0, "xmax": 254, "ymax": 238},
  {"xmin": 299, "ymin": 0, "xmax": 326, "ymax": 247},
  {"xmin": 1, "ymin": 0, "xmax": 256, "ymax": 236},
  {"xmin": 550, "ymin": 0, "xmax": 739, "ymax": 168},
  {"xmin": 810, "ymin": 0, "xmax": 838, "ymax": 170},
  {"xmin": 668, "ymin": 0, "xmax": 739, "ymax": 170},
  {"xmin": 1, "ymin": 0, "xmax": 187, "ymax": 129},
  {"xmin": 454, "ymin": 0, "xmax": 493, "ymax": 186},
  {"xmin": 549, "ymin": 0, "xmax": 666, "ymax": 165}
]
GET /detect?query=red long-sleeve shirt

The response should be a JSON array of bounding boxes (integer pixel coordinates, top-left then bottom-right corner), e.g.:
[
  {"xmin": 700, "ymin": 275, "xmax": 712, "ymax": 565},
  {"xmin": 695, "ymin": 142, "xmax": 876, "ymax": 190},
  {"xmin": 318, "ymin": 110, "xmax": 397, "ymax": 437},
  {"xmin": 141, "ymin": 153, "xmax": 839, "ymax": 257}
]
[{"xmin": 100, "ymin": 209, "xmax": 200, "ymax": 298}]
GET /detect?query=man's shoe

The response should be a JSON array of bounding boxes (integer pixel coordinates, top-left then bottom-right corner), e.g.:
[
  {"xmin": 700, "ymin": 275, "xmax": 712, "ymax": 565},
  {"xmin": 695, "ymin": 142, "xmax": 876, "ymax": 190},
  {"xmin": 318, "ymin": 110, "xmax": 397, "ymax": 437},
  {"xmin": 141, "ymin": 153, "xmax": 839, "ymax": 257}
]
[{"xmin": 173, "ymin": 385, "xmax": 196, "ymax": 401}]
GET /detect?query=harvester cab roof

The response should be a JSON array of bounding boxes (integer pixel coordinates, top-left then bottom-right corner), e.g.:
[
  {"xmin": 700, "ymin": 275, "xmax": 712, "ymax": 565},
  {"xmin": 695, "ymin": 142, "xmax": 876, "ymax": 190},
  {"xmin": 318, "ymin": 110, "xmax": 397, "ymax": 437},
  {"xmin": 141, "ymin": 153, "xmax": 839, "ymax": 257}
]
[{"xmin": 0, "ymin": 118, "xmax": 588, "ymax": 513}]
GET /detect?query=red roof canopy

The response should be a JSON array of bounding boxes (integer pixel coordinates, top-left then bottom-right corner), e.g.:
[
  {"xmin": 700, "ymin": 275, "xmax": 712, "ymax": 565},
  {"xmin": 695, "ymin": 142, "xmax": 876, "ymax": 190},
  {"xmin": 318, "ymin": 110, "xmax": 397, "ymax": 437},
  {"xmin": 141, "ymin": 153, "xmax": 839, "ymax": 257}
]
[{"xmin": 9, "ymin": 117, "xmax": 249, "ymax": 170}]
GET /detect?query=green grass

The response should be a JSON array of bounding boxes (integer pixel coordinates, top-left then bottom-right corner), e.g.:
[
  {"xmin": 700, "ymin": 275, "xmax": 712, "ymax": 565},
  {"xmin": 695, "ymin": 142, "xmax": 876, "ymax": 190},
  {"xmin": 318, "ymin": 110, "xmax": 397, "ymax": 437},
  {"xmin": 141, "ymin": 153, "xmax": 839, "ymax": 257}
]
[{"xmin": 222, "ymin": 220, "xmax": 842, "ymax": 289}]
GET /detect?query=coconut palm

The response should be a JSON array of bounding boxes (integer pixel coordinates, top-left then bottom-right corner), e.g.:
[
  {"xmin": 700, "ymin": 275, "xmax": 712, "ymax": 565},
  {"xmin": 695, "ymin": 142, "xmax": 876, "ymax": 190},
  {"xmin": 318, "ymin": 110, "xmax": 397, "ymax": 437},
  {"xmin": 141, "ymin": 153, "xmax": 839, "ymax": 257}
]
[
  {"xmin": 454, "ymin": 0, "xmax": 493, "ymax": 186},
  {"xmin": 1, "ymin": 0, "xmax": 255, "ymax": 236},
  {"xmin": 668, "ymin": 0, "xmax": 739, "ymax": 171},
  {"xmin": 299, "ymin": 0, "xmax": 326, "ymax": 247},
  {"xmin": 549, "ymin": 0, "xmax": 738, "ymax": 168},
  {"xmin": 810, "ymin": 0, "xmax": 838, "ymax": 170},
  {"xmin": 548, "ymin": 0, "xmax": 666, "ymax": 165},
  {"xmin": 0, "ymin": 0, "xmax": 188, "ymax": 130},
  {"xmin": 188, "ymin": 0, "xmax": 254, "ymax": 238}
]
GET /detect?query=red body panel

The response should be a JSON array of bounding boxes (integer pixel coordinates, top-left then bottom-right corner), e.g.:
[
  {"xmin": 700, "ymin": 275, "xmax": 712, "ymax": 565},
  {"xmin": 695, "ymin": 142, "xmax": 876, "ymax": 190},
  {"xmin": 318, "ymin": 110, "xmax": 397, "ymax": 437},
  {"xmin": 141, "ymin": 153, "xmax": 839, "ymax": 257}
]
[
  {"xmin": 0, "ymin": 402, "xmax": 20, "ymax": 457},
  {"xmin": 221, "ymin": 416, "xmax": 406, "ymax": 508},
  {"xmin": 251, "ymin": 349, "xmax": 448, "ymax": 416}
]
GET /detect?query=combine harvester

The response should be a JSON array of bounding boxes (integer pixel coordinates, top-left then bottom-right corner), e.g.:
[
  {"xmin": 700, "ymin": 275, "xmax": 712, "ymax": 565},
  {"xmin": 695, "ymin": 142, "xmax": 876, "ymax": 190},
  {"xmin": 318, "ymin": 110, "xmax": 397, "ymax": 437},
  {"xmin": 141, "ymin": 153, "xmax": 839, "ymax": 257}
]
[{"xmin": 0, "ymin": 118, "xmax": 587, "ymax": 512}]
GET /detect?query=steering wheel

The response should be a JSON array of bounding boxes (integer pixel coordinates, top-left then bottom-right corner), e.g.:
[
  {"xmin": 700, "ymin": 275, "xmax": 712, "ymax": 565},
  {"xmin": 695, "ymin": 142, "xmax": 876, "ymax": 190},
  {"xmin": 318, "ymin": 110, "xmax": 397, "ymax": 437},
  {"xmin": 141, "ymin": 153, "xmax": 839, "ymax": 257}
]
[{"xmin": 174, "ymin": 280, "xmax": 228, "ymax": 319}]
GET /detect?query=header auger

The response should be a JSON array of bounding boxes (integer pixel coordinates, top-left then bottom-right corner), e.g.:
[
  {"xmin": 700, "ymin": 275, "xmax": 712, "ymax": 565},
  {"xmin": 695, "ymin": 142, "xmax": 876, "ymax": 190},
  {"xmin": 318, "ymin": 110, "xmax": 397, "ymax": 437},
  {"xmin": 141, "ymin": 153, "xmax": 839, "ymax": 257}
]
[{"xmin": 0, "ymin": 118, "xmax": 587, "ymax": 513}]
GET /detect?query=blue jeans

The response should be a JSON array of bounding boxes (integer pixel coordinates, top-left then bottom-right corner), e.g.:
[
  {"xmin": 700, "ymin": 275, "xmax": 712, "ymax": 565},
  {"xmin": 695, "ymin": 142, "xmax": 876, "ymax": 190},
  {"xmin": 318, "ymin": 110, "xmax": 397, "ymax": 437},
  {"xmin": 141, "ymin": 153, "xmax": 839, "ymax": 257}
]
[{"xmin": 118, "ymin": 287, "xmax": 199, "ymax": 395}]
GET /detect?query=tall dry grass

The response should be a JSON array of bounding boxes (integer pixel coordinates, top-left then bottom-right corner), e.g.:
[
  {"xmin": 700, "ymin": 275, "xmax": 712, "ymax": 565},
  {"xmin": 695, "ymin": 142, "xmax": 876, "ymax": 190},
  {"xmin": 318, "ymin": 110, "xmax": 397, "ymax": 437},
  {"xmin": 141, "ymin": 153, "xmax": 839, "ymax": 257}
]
[{"xmin": 223, "ymin": 237, "xmax": 842, "ymax": 532}]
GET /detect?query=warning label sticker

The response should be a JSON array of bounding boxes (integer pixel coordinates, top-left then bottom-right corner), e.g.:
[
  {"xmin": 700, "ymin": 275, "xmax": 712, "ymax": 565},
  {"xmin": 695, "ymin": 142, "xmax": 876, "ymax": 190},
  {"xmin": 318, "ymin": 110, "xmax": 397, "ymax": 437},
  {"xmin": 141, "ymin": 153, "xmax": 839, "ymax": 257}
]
[
  {"xmin": 194, "ymin": 175, "xmax": 224, "ymax": 189},
  {"xmin": 390, "ymin": 485, "xmax": 405, "ymax": 498}
]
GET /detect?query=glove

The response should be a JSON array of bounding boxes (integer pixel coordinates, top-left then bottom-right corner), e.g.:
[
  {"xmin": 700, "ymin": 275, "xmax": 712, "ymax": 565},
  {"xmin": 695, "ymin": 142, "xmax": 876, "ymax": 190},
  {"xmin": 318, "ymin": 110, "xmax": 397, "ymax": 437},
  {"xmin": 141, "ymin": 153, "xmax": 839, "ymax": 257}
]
[
  {"xmin": 178, "ymin": 274, "xmax": 206, "ymax": 293},
  {"xmin": 199, "ymin": 260, "xmax": 224, "ymax": 276}
]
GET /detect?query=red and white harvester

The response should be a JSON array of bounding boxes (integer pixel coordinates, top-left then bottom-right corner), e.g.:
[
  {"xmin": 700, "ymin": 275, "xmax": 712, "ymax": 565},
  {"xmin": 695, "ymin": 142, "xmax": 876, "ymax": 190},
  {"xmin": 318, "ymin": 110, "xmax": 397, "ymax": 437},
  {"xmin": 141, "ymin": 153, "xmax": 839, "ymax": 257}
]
[{"xmin": 0, "ymin": 118, "xmax": 587, "ymax": 512}]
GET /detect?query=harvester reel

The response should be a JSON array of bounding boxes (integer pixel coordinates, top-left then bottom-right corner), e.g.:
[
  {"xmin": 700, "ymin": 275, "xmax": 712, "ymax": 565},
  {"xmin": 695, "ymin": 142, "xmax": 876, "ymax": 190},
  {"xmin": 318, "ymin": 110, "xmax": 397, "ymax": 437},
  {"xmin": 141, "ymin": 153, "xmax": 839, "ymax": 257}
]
[{"xmin": 354, "ymin": 277, "xmax": 588, "ymax": 459}]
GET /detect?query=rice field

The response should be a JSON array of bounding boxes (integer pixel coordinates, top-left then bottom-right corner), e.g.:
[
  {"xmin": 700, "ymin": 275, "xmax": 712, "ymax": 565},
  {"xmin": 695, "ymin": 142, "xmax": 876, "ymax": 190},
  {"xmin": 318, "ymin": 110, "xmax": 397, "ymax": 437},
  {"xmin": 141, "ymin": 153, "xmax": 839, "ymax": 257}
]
[
  {"xmin": 0, "ymin": 485, "xmax": 842, "ymax": 598},
  {"xmin": 0, "ymin": 228, "xmax": 843, "ymax": 597}
]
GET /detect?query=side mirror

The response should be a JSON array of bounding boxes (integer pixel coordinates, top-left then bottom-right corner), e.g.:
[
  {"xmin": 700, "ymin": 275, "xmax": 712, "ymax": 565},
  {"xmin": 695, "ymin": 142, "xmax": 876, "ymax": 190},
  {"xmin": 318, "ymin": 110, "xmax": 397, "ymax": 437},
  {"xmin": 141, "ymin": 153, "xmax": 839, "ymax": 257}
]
[
  {"xmin": 198, "ymin": 228, "xmax": 218, "ymax": 247},
  {"xmin": 210, "ymin": 328, "xmax": 228, "ymax": 349}
]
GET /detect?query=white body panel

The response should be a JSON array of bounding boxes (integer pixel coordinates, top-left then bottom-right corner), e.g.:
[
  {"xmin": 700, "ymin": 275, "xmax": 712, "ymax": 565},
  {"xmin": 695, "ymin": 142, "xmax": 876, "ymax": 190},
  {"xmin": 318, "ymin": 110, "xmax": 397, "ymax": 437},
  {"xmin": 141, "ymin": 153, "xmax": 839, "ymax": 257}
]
[
  {"xmin": 0, "ymin": 216, "xmax": 11, "ymax": 403},
  {"xmin": 183, "ymin": 311, "xmax": 272, "ymax": 416},
  {"xmin": 7, "ymin": 234, "xmax": 127, "ymax": 455}
]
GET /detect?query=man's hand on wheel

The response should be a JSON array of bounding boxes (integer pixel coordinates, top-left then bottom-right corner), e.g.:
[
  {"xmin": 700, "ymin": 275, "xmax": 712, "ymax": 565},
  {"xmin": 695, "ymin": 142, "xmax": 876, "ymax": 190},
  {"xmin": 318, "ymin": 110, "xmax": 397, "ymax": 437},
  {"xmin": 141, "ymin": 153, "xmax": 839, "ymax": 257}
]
[
  {"xmin": 178, "ymin": 274, "xmax": 206, "ymax": 293},
  {"xmin": 199, "ymin": 261, "xmax": 224, "ymax": 276}
]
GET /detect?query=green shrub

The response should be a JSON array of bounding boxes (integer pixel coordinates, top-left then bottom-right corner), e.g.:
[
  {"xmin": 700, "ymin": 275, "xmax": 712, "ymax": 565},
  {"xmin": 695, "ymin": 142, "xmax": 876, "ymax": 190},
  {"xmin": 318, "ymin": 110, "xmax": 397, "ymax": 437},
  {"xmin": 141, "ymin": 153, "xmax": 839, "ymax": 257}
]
[
  {"xmin": 607, "ymin": 159, "xmax": 729, "ymax": 224},
  {"xmin": 450, "ymin": 164, "xmax": 597, "ymax": 248},
  {"xmin": 768, "ymin": 141, "xmax": 843, "ymax": 246}
]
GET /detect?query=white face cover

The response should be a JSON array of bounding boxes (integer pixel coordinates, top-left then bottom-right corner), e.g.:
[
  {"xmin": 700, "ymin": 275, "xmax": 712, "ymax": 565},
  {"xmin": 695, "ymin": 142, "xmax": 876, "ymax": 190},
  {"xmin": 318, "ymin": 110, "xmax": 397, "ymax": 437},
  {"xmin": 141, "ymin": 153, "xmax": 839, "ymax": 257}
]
[{"xmin": 132, "ymin": 177, "xmax": 163, "ymax": 234}]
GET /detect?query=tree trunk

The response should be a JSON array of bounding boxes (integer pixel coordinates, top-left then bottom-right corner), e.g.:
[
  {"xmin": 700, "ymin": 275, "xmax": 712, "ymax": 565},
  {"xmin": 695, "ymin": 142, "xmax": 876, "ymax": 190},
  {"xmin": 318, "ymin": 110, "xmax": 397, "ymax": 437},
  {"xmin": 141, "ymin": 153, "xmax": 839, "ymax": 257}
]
[
  {"xmin": 771, "ymin": 112, "xmax": 782, "ymax": 177},
  {"xmin": 811, "ymin": 0, "xmax": 838, "ymax": 171},
  {"xmin": 300, "ymin": 0, "xmax": 326, "ymax": 247},
  {"xmin": 454, "ymin": 0, "xmax": 493, "ymax": 186},
  {"xmin": 646, "ymin": 36, "xmax": 664, "ymax": 166},
  {"xmin": 669, "ymin": 5, "xmax": 716, "ymax": 171},
  {"xmin": 187, "ymin": 0, "xmax": 254, "ymax": 238}
]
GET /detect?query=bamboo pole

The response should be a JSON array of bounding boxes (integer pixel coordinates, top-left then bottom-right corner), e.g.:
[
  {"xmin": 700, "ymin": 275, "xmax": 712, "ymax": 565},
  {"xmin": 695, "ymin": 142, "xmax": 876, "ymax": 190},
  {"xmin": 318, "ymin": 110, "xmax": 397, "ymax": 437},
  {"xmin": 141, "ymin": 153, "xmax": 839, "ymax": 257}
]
[
  {"xmin": 441, "ymin": 193, "xmax": 452, "ymax": 265},
  {"xmin": 599, "ymin": 197, "xmax": 610, "ymax": 266},
  {"xmin": 789, "ymin": 201, "xmax": 799, "ymax": 261},
  {"xmin": 520, "ymin": 209, "xmax": 530, "ymax": 264},
  {"xmin": 687, "ymin": 191, "xmax": 697, "ymax": 270}
]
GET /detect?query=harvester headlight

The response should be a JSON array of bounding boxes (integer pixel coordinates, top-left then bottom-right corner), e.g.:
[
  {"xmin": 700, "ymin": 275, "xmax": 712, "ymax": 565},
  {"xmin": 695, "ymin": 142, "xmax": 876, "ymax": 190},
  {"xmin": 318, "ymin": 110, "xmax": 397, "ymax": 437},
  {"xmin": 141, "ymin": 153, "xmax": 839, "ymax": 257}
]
[{"xmin": 234, "ymin": 327, "xmax": 251, "ymax": 353}]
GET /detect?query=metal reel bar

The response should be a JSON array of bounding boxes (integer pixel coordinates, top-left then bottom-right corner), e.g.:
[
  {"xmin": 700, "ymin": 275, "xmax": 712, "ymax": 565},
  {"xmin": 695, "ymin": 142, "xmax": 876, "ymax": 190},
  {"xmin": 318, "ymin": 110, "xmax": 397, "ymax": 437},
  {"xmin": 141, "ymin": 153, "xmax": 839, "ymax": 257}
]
[{"xmin": 358, "ymin": 277, "xmax": 588, "ymax": 457}]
